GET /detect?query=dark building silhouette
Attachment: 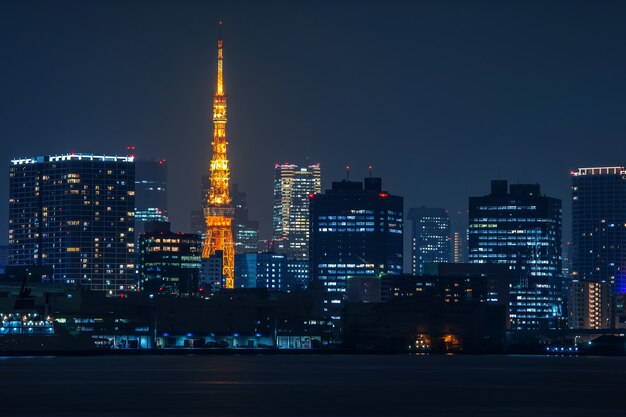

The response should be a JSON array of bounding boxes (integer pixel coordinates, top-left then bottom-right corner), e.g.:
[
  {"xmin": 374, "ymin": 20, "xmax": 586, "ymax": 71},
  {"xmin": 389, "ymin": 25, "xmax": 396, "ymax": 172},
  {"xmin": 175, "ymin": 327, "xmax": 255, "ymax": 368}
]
[
  {"xmin": 468, "ymin": 180, "xmax": 562, "ymax": 330},
  {"xmin": 407, "ymin": 206, "xmax": 450, "ymax": 275},
  {"xmin": 134, "ymin": 159, "xmax": 168, "ymax": 234},
  {"xmin": 9, "ymin": 154, "xmax": 135, "ymax": 294},
  {"xmin": 137, "ymin": 222, "xmax": 202, "ymax": 295},
  {"xmin": 230, "ymin": 184, "xmax": 259, "ymax": 254},
  {"xmin": 309, "ymin": 177, "xmax": 403, "ymax": 324}
]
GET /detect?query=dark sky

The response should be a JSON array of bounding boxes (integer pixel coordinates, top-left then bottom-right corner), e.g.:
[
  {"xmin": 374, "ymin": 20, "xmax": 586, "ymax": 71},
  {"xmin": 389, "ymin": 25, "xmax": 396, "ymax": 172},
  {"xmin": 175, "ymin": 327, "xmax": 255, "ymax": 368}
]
[{"xmin": 2, "ymin": 0, "xmax": 626, "ymax": 244}]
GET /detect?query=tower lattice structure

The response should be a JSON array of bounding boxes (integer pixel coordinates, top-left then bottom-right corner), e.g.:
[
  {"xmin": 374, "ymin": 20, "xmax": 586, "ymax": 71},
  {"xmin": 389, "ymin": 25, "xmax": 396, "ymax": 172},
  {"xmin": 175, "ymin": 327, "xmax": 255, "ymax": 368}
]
[{"xmin": 202, "ymin": 25, "xmax": 235, "ymax": 289}]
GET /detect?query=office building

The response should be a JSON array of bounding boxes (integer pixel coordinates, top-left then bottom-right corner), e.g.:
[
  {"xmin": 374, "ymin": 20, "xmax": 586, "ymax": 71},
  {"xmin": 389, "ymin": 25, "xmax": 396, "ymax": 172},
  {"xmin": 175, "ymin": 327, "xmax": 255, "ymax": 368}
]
[
  {"xmin": 134, "ymin": 158, "xmax": 168, "ymax": 233},
  {"xmin": 407, "ymin": 206, "xmax": 450, "ymax": 275},
  {"xmin": 137, "ymin": 222, "xmax": 202, "ymax": 295},
  {"xmin": 285, "ymin": 259, "xmax": 309, "ymax": 292},
  {"xmin": 468, "ymin": 180, "xmax": 562, "ymax": 330},
  {"xmin": 0, "ymin": 245, "xmax": 9, "ymax": 274},
  {"xmin": 567, "ymin": 280, "xmax": 611, "ymax": 330},
  {"xmin": 231, "ymin": 184, "xmax": 259, "ymax": 254},
  {"xmin": 309, "ymin": 176, "xmax": 403, "ymax": 323},
  {"xmin": 9, "ymin": 153, "xmax": 135, "ymax": 294},
  {"xmin": 571, "ymin": 167, "xmax": 626, "ymax": 293},
  {"xmin": 234, "ymin": 252, "xmax": 286, "ymax": 290},
  {"xmin": 273, "ymin": 163, "xmax": 321, "ymax": 260}
]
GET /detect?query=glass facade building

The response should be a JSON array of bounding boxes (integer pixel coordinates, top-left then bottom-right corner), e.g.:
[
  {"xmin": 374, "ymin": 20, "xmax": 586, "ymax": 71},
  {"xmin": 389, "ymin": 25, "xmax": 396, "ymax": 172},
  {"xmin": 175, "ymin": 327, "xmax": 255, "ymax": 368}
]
[
  {"xmin": 230, "ymin": 184, "xmax": 259, "ymax": 254},
  {"xmin": 571, "ymin": 167, "xmax": 626, "ymax": 293},
  {"xmin": 9, "ymin": 154, "xmax": 135, "ymax": 294},
  {"xmin": 234, "ymin": 252, "xmax": 286, "ymax": 290},
  {"xmin": 134, "ymin": 159, "xmax": 168, "ymax": 233},
  {"xmin": 468, "ymin": 180, "xmax": 562, "ymax": 330},
  {"xmin": 309, "ymin": 177, "xmax": 403, "ymax": 323},
  {"xmin": 137, "ymin": 222, "xmax": 202, "ymax": 295},
  {"xmin": 407, "ymin": 206, "xmax": 450, "ymax": 275},
  {"xmin": 272, "ymin": 163, "xmax": 321, "ymax": 260}
]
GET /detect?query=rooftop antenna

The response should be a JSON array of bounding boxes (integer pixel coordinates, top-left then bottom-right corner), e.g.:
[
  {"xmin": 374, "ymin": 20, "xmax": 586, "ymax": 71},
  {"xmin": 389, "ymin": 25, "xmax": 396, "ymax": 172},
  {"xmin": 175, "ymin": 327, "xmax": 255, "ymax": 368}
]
[
  {"xmin": 346, "ymin": 165, "xmax": 350, "ymax": 181},
  {"xmin": 368, "ymin": 165, "xmax": 373, "ymax": 177}
]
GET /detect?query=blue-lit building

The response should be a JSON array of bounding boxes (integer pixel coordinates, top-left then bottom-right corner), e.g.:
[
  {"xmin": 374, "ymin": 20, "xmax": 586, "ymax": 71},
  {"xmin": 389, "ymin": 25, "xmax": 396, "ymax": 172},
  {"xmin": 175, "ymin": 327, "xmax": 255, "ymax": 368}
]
[
  {"xmin": 571, "ymin": 167, "xmax": 626, "ymax": 294},
  {"xmin": 134, "ymin": 159, "xmax": 168, "ymax": 233},
  {"xmin": 9, "ymin": 153, "xmax": 135, "ymax": 294},
  {"xmin": 137, "ymin": 222, "xmax": 202, "ymax": 295},
  {"xmin": 234, "ymin": 252, "xmax": 286, "ymax": 290},
  {"xmin": 231, "ymin": 184, "xmax": 259, "ymax": 254},
  {"xmin": 468, "ymin": 180, "xmax": 562, "ymax": 330},
  {"xmin": 309, "ymin": 177, "xmax": 403, "ymax": 324},
  {"xmin": 407, "ymin": 207, "xmax": 450, "ymax": 275}
]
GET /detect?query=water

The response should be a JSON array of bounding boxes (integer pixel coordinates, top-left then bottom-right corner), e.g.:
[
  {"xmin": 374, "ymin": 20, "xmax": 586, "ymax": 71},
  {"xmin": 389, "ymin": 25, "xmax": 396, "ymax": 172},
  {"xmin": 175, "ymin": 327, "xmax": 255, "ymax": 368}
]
[{"xmin": 0, "ymin": 354, "xmax": 624, "ymax": 416}]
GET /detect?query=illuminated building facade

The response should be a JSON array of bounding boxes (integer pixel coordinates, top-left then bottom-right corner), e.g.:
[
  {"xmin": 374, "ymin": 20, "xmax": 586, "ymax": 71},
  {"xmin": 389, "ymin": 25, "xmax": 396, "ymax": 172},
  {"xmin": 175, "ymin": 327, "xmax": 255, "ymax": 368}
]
[
  {"xmin": 137, "ymin": 222, "xmax": 202, "ymax": 295},
  {"xmin": 134, "ymin": 158, "xmax": 168, "ymax": 233},
  {"xmin": 309, "ymin": 177, "xmax": 403, "ymax": 323},
  {"xmin": 407, "ymin": 206, "xmax": 450, "ymax": 275},
  {"xmin": 234, "ymin": 252, "xmax": 286, "ymax": 290},
  {"xmin": 9, "ymin": 154, "xmax": 135, "ymax": 294},
  {"xmin": 273, "ymin": 163, "xmax": 321, "ymax": 260},
  {"xmin": 468, "ymin": 180, "xmax": 562, "ymax": 330},
  {"xmin": 567, "ymin": 280, "xmax": 611, "ymax": 329},
  {"xmin": 230, "ymin": 183, "xmax": 259, "ymax": 254},
  {"xmin": 202, "ymin": 26, "xmax": 235, "ymax": 290},
  {"xmin": 571, "ymin": 167, "xmax": 626, "ymax": 294}
]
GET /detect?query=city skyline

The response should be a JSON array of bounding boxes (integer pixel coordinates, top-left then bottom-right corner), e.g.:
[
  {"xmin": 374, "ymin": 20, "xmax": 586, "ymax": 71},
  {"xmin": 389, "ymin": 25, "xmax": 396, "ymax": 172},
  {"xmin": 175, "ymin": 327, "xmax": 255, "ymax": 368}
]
[{"xmin": 2, "ymin": 1, "xmax": 626, "ymax": 243}]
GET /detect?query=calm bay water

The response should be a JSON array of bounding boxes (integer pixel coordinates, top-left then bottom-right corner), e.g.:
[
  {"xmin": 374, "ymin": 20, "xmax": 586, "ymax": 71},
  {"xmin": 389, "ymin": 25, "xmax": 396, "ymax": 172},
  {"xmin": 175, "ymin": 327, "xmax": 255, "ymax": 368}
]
[{"xmin": 0, "ymin": 354, "xmax": 624, "ymax": 416}]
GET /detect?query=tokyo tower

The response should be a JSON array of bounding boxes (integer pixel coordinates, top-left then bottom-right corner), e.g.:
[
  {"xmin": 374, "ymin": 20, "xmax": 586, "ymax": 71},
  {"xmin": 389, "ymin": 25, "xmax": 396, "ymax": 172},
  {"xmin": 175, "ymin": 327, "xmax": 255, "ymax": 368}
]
[{"xmin": 202, "ymin": 22, "xmax": 234, "ymax": 289}]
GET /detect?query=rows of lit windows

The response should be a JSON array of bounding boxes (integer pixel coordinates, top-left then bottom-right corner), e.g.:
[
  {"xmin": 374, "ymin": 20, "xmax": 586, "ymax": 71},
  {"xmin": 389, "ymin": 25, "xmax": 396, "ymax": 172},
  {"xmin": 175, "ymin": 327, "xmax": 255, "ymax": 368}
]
[{"xmin": 478, "ymin": 205, "xmax": 537, "ymax": 210}]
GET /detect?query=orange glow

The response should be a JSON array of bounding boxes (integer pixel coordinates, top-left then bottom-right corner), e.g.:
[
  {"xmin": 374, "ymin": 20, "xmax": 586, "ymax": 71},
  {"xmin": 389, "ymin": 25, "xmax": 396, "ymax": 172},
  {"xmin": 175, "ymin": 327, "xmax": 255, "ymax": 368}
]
[{"xmin": 203, "ymin": 29, "xmax": 234, "ymax": 289}]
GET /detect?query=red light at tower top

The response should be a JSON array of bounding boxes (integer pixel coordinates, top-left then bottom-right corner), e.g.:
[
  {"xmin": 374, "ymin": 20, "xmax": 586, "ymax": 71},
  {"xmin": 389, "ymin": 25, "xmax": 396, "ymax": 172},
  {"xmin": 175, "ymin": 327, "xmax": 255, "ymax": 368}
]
[{"xmin": 378, "ymin": 192, "xmax": 388, "ymax": 198}]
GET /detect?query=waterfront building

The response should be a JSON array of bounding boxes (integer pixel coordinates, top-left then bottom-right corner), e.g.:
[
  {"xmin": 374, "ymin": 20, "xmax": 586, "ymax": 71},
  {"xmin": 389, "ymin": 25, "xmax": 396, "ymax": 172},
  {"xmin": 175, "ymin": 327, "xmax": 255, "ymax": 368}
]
[
  {"xmin": 468, "ymin": 180, "xmax": 563, "ymax": 330},
  {"xmin": 137, "ymin": 222, "xmax": 202, "ymax": 295},
  {"xmin": 567, "ymin": 280, "xmax": 611, "ymax": 330},
  {"xmin": 309, "ymin": 176, "xmax": 403, "ymax": 323},
  {"xmin": 9, "ymin": 153, "xmax": 135, "ymax": 294}
]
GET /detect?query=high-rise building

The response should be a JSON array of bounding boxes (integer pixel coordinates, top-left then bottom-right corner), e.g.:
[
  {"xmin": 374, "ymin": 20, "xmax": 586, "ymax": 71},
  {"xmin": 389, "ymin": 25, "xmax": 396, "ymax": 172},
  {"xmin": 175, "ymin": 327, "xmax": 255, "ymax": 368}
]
[
  {"xmin": 309, "ymin": 177, "xmax": 403, "ymax": 323},
  {"xmin": 450, "ymin": 209, "xmax": 468, "ymax": 264},
  {"xmin": 407, "ymin": 207, "xmax": 450, "ymax": 275},
  {"xmin": 134, "ymin": 158, "xmax": 168, "ymax": 233},
  {"xmin": 202, "ymin": 25, "xmax": 235, "ymax": 290},
  {"xmin": 567, "ymin": 280, "xmax": 611, "ymax": 330},
  {"xmin": 468, "ymin": 180, "xmax": 562, "ymax": 330},
  {"xmin": 137, "ymin": 222, "xmax": 202, "ymax": 295},
  {"xmin": 571, "ymin": 167, "xmax": 626, "ymax": 294},
  {"xmin": 273, "ymin": 163, "xmax": 321, "ymax": 260},
  {"xmin": 9, "ymin": 153, "xmax": 135, "ymax": 294},
  {"xmin": 230, "ymin": 183, "xmax": 259, "ymax": 254}
]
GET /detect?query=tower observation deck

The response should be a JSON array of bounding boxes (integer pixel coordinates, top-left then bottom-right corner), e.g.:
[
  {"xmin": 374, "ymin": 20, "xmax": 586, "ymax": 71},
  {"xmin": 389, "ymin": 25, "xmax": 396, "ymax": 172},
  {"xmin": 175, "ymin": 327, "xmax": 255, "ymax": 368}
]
[{"xmin": 202, "ymin": 22, "xmax": 235, "ymax": 289}]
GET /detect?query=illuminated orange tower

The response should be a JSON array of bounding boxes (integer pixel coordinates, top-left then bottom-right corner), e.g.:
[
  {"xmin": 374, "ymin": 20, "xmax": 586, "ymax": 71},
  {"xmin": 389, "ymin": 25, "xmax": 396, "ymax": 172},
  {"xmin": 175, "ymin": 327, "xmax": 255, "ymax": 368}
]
[{"xmin": 202, "ymin": 22, "xmax": 235, "ymax": 289}]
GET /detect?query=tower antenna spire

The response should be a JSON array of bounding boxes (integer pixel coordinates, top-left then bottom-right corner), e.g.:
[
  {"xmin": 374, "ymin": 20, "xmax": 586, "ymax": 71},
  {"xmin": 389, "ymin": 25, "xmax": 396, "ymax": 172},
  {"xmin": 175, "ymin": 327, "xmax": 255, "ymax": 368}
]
[
  {"xmin": 203, "ymin": 21, "xmax": 235, "ymax": 290},
  {"xmin": 216, "ymin": 21, "xmax": 224, "ymax": 97}
]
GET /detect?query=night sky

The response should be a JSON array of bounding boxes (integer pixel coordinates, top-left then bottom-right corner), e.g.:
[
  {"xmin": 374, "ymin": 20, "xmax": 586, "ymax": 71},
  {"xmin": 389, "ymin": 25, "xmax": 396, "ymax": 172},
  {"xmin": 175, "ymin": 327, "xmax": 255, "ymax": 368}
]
[{"xmin": 2, "ymin": 0, "xmax": 626, "ymax": 244}]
